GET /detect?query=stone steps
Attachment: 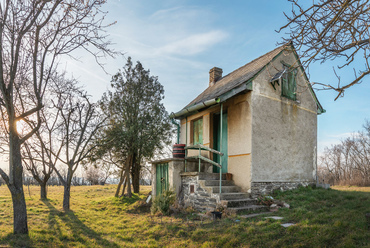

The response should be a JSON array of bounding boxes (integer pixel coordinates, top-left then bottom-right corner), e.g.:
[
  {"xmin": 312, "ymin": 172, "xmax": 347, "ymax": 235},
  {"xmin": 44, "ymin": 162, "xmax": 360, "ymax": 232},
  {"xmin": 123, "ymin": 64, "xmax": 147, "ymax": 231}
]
[
  {"xmin": 209, "ymin": 186, "xmax": 240, "ymax": 193},
  {"xmin": 221, "ymin": 192, "xmax": 250, "ymax": 200},
  {"xmin": 198, "ymin": 172, "xmax": 226, "ymax": 180},
  {"xmin": 184, "ymin": 172, "xmax": 267, "ymax": 215},
  {"xmin": 203, "ymin": 179, "xmax": 235, "ymax": 186}
]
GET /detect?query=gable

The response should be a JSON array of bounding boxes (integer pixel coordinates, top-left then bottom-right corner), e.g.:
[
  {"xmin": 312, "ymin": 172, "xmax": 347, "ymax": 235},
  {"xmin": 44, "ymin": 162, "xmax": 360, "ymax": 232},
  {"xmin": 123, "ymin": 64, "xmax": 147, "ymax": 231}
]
[{"xmin": 170, "ymin": 42, "xmax": 325, "ymax": 119}]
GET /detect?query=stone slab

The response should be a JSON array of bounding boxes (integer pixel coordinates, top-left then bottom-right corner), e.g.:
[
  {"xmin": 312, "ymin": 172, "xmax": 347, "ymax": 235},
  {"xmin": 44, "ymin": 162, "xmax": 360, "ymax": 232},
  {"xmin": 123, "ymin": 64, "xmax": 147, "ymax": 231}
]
[
  {"xmin": 265, "ymin": 216, "xmax": 284, "ymax": 220},
  {"xmin": 281, "ymin": 223, "xmax": 295, "ymax": 227}
]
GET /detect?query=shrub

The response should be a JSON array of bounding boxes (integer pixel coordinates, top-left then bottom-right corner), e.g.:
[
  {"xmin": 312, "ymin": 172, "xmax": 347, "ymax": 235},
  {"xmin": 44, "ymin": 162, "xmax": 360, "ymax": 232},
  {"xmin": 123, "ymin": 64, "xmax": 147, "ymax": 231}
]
[{"xmin": 151, "ymin": 190, "xmax": 176, "ymax": 215}]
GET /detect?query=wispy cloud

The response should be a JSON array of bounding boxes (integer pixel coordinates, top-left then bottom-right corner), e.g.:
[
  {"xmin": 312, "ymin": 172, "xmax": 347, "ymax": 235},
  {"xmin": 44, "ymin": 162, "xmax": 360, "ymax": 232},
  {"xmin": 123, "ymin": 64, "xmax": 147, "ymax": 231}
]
[{"xmin": 157, "ymin": 31, "xmax": 228, "ymax": 56}]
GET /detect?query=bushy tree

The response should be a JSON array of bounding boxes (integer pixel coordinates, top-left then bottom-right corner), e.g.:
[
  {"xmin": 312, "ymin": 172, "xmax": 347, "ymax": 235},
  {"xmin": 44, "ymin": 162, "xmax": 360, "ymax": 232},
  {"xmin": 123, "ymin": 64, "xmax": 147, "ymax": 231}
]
[{"xmin": 96, "ymin": 57, "xmax": 173, "ymax": 197}]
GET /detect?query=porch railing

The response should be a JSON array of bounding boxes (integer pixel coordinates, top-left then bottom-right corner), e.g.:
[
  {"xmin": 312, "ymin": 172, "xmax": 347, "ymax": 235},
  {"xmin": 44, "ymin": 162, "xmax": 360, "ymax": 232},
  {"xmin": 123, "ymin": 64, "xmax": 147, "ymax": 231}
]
[{"xmin": 185, "ymin": 144, "xmax": 224, "ymax": 198}]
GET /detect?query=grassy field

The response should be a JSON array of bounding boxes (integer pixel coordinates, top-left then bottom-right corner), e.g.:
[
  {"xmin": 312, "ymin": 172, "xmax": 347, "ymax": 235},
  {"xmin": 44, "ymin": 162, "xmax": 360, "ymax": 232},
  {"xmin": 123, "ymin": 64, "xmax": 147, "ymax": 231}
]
[{"xmin": 0, "ymin": 185, "xmax": 369, "ymax": 248}]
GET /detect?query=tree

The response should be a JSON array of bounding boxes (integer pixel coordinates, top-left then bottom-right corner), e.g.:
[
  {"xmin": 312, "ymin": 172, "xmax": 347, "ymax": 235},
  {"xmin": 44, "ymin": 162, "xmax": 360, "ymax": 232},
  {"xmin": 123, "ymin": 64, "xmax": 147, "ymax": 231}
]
[
  {"xmin": 318, "ymin": 120, "xmax": 370, "ymax": 186},
  {"xmin": 47, "ymin": 78, "xmax": 105, "ymax": 211},
  {"xmin": 280, "ymin": 0, "xmax": 370, "ymax": 100},
  {"xmin": 96, "ymin": 57, "xmax": 172, "ymax": 197},
  {"xmin": 22, "ymin": 140, "xmax": 54, "ymax": 200},
  {"xmin": 0, "ymin": 1, "xmax": 115, "ymax": 234},
  {"xmin": 84, "ymin": 154, "xmax": 115, "ymax": 185},
  {"xmin": 20, "ymin": 75, "xmax": 68, "ymax": 200}
]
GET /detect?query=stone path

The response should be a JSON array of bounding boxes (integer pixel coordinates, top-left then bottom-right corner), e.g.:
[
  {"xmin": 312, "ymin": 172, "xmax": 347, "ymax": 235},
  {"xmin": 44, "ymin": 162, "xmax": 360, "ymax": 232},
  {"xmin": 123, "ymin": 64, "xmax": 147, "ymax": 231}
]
[
  {"xmin": 265, "ymin": 216, "xmax": 284, "ymax": 220},
  {"xmin": 239, "ymin": 213, "xmax": 296, "ymax": 227}
]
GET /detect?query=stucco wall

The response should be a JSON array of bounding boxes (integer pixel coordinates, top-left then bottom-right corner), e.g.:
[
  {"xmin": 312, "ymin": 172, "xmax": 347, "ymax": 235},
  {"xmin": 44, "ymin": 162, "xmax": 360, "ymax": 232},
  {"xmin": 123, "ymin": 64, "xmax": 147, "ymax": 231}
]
[
  {"xmin": 251, "ymin": 50, "xmax": 317, "ymax": 184},
  {"xmin": 178, "ymin": 93, "xmax": 253, "ymax": 192},
  {"xmin": 227, "ymin": 93, "xmax": 252, "ymax": 192}
]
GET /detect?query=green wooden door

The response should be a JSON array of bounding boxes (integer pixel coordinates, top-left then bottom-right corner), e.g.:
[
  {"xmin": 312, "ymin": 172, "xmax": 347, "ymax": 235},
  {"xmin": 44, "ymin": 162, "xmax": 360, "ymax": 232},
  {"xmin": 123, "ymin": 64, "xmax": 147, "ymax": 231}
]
[
  {"xmin": 156, "ymin": 163, "xmax": 169, "ymax": 195},
  {"xmin": 213, "ymin": 112, "xmax": 228, "ymax": 173}
]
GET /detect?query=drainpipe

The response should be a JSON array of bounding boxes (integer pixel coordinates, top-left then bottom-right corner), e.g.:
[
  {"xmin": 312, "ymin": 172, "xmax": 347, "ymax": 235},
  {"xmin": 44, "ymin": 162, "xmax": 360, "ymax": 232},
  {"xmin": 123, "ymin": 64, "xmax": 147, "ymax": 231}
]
[
  {"xmin": 219, "ymin": 103, "xmax": 223, "ymax": 200},
  {"xmin": 171, "ymin": 118, "xmax": 180, "ymax": 144}
]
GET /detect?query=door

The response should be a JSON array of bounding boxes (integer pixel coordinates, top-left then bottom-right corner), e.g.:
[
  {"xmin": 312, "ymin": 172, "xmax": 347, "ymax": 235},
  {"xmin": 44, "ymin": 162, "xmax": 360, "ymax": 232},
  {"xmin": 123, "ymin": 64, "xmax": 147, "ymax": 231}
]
[
  {"xmin": 156, "ymin": 163, "xmax": 168, "ymax": 195},
  {"xmin": 213, "ymin": 112, "xmax": 228, "ymax": 173}
]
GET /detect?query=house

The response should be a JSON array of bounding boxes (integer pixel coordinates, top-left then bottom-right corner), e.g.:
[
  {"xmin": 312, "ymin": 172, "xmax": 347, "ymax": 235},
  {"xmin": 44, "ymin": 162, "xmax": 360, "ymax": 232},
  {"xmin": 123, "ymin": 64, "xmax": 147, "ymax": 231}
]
[{"xmin": 152, "ymin": 42, "xmax": 324, "ymax": 211}]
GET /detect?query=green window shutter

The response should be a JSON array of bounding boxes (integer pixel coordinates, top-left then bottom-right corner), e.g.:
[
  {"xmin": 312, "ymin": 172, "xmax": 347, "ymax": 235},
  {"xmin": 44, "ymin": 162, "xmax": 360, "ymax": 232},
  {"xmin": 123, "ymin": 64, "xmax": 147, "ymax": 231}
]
[
  {"xmin": 282, "ymin": 72, "xmax": 289, "ymax": 98},
  {"xmin": 193, "ymin": 118, "xmax": 203, "ymax": 145},
  {"xmin": 281, "ymin": 67, "xmax": 297, "ymax": 101}
]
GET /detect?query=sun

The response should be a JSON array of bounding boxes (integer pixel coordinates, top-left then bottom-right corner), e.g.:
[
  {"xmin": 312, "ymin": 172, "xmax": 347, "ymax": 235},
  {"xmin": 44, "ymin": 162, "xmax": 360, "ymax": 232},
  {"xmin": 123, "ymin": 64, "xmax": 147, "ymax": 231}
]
[{"xmin": 16, "ymin": 119, "xmax": 27, "ymax": 135}]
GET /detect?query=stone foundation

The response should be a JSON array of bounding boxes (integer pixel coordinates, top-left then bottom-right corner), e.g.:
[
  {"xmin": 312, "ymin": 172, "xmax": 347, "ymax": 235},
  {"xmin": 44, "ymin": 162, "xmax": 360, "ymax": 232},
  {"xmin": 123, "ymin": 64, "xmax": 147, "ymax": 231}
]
[
  {"xmin": 251, "ymin": 181, "xmax": 315, "ymax": 198},
  {"xmin": 179, "ymin": 172, "xmax": 218, "ymax": 212}
]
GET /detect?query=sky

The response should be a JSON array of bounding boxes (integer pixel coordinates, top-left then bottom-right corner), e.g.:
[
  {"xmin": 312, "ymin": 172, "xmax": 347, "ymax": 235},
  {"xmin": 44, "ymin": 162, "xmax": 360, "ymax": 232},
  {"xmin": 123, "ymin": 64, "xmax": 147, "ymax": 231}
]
[{"xmin": 1, "ymin": 0, "xmax": 369, "ymax": 171}]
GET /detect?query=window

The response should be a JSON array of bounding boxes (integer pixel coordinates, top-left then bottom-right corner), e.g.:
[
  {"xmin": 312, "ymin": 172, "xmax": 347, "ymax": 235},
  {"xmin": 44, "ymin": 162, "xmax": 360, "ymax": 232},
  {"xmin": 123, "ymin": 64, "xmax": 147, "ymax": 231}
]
[
  {"xmin": 192, "ymin": 118, "xmax": 203, "ymax": 145},
  {"xmin": 281, "ymin": 66, "xmax": 297, "ymax": 101}
]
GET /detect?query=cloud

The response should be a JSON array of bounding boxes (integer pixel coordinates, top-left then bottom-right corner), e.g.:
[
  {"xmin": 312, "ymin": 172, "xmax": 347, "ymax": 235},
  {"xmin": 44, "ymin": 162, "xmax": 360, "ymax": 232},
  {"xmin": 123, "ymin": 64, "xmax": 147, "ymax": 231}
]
[{"xmin": 157, "ymin": 30, "xmax": 228, "ymax": 56}]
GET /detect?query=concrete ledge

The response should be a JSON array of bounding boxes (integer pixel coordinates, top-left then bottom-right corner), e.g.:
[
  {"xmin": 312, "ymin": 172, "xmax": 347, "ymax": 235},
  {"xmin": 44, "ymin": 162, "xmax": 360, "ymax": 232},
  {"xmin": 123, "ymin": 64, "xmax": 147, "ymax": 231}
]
[
  {"xmin": 151, "ymin": 157, "xmax": 184, "ymax": 164},
  {"xmin": 180, "ymin": 172, "xmax": 199, "ymax": 176}
]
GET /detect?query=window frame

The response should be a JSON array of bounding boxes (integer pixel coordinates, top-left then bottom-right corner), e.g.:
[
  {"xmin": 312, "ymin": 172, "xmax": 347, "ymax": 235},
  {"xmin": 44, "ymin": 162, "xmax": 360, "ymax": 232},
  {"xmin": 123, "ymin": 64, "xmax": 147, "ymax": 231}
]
[
  {"xmin": 281, "ymin": 64, "xmax": 297, "ymax": 101},
  {"xmin": 191, "ymin": 117, "xmax": 203, "ymax": 145}
]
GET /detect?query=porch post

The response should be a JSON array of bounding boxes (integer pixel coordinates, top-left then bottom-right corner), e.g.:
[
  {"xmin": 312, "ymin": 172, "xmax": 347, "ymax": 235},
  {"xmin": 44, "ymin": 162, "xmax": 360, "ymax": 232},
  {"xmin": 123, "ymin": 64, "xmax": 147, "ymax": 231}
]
[
  {"xmin": 219, "ymin": 103, "xmax": 223, "ymax": 199},
  {"xmin": 185, "ymin": 117, "xmax": 188, "ymax": 172}
]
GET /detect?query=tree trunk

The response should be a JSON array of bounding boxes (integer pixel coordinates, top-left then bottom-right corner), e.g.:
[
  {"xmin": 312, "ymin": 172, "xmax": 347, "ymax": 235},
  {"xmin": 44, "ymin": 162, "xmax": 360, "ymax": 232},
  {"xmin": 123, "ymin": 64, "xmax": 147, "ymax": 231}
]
[
  {"xmin": 40, "ymin": 183, "xmax": 47, "ymax": 199},
  {"xmin": 120, "ymin": 176, "xmax": 127, "ymax": 197},
  {"xmin": 115, "ymin": 169, "xmax": 124, "ymax": 197},
  {"xmin": 63, "ymin": 184, "xmax": 71, "ymax": 211},
  {"xmin": 8, "ymin": 133, "xmax": 28, "ymax": 234},
  {"xmin": 125, "ymin": 155, "xmax": 132, "ymax": 197},
  {"xmin": 10, "ymin": 187, "xmax": 28, "ymax": 234},
  {"xmin": 62, "ymin": 170, "xmax": 72, "ymax": 211},
  {"xmin": 132, "ymin": 162, "xmax": 141, "ymax": 193}
]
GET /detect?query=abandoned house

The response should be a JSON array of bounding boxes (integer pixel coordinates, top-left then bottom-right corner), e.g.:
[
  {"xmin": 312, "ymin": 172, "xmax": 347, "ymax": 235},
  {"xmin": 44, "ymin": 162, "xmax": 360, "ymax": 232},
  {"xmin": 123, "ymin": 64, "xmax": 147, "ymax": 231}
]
[{"xmin": 151, "ymin": 42, "xmax": 325, "ymax": 212}]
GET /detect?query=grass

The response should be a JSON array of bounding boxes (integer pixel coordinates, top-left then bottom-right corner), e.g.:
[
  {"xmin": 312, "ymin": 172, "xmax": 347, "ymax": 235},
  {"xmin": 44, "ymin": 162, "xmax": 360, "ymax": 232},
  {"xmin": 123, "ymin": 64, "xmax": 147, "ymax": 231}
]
[{"xmin": 0, "ymin": 185, "xmax": 369, "ymax": 247}]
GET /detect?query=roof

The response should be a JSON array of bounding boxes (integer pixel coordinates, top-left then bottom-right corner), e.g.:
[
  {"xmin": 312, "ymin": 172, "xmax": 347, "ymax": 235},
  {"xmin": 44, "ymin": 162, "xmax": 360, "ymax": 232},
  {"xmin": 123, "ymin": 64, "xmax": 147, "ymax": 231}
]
[
  {"xmin": 170, "ymin": 42, "xmax": 325, "ymax": 119},
  {"xmin": 185, "ymin": 43, "xmax": 290, "ymax": 108}
]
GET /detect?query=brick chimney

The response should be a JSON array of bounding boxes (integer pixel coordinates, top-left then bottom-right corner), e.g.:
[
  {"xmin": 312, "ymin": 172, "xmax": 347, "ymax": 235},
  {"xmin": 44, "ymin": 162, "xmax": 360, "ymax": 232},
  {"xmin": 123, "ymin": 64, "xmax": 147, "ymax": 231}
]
[{"xmin": 209, "ymin": 67, "xmax": 223, "ymax": 87}]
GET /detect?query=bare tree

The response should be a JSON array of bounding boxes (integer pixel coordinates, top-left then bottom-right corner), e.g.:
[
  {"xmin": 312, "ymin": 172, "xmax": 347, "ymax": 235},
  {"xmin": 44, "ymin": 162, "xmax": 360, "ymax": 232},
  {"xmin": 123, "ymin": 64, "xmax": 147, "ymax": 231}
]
[
  {"xmin": 20, "ymin": 77, "xmax": 66, "ymax": 200},
  {"xmin": 0, "ymin": 1, "xmax": 115, "ymax": 234},
  {"xmin": 21, "ymin": 141, "xmax": 54, "ymax": 199},
  {"xmin": 88, "ymin": 146, "xmax": 127, "ymax": 197},
  {"xmin": 318, "ymin": 120, "xmax": 370, "ymax": 186},
  {"xmin": 46, "ymin": 79, "xmax": 106, "ymax": 211},
  {"xmin": 280, "ymin": 0, "xmax": 370, "ymax": 100},
  {"xmin": 85, "ymin": 166, "xmax": 103, "ymax": 185}
]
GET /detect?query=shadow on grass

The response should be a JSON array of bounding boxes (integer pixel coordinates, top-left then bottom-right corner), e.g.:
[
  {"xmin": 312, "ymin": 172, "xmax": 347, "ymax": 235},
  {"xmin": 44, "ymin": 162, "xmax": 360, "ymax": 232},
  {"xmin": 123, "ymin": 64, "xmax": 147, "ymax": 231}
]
[
  {"xmin": 42, "ymin": 199, "xmax": 120, "ymax": 247},
  {"xmin": 0, "ymin": 233, "xmax": 31, "ymax": 248}
]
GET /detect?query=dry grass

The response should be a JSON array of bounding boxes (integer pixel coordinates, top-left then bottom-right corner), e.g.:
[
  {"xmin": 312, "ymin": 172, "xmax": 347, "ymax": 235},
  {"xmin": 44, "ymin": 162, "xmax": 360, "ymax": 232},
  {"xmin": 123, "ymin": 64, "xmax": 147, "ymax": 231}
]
[
  {"xmin": 331, "ymin": 185, "xmax": 370, "ymax": 192},
  {"xmin": 0, "ymin": 184, "xmax": 369, "ymax": 247}
]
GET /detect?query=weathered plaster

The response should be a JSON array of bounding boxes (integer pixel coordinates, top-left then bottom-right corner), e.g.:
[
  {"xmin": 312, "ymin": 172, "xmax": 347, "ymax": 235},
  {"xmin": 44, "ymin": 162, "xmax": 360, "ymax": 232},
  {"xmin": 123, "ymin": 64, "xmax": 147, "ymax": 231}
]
[{"xmin": 251, "ymin": 51, "xmax": 317, "ymax": 184}]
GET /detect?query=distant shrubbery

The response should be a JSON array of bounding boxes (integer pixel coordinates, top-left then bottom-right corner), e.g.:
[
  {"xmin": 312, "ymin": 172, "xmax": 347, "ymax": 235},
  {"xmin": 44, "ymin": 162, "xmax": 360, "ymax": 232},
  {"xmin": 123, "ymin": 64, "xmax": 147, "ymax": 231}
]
[{"xmin": 319, "ymin": 120, "xmax": 370, "ymax": 186}]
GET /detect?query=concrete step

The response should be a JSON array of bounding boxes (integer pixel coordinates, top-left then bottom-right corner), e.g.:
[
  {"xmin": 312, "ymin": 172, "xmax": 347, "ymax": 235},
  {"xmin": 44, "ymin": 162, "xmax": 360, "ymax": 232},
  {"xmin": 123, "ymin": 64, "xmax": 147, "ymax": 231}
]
[
  {"xmin": 221, "ymin": 192, "xmax": 250, "ymax": 200},
  {"xmin": 209, "ymin": 186, "xmax": 240, "ymax": 193},
  {"xmin": 228, "ymin": 205, "xmax": 269, "ymax": 214},
  {"xmin": 202, "ymin": 180, "xmax": 235, "ymax": 186},
  {"xmin": 198, "ymin": 173, "xmax": 226, "ymax": 180},
  {"xmin": 226, "ymin": 198, "xmax": 258, "ymax": 208}
]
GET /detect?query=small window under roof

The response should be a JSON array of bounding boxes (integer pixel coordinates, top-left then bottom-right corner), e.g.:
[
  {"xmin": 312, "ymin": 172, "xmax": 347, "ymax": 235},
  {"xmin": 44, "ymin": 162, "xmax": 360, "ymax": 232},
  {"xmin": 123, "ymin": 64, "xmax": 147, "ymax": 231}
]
[
  {"xmin": 270, "ymin": 69, "xmax": 286, "ymax": 90},
  {"xmin": 270, "ymin": 69, "xmax": 286, "ymax": 82}
]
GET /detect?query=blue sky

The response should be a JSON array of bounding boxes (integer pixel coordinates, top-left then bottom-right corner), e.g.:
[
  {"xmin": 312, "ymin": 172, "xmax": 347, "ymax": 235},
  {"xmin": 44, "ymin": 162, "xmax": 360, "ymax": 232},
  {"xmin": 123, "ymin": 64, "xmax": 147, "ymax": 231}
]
[
  {"xmin": 64, "ymin": 0, "xmax": 369, "ymax": 155},
  {"xmin": 2, "ymin": 0, "xmax": 368, "ymax": 170}
]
